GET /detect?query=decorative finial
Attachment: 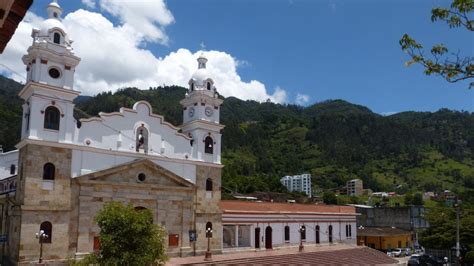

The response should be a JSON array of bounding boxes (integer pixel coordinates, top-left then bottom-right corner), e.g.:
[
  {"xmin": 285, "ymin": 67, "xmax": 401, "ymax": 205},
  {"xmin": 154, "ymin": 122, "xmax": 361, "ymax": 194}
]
[
  {"xmin": 197, "ymin": 52, "xmax": 208, "ymax": 69},
  {"xmin": 47, "ymin": 0, "xmax": 63, "ymax": 19}
]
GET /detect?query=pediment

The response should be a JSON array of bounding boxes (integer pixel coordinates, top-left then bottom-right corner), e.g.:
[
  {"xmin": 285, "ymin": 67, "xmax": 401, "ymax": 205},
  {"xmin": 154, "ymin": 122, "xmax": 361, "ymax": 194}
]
[{"xmin": 76, "ymin": 159, "xmax": 194, "ymax": 189}]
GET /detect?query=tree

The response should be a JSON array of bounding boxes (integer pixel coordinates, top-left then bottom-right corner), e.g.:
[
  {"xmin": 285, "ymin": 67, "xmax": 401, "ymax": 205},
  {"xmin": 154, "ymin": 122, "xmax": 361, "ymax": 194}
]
[
  {"xmin": 93, "ymin": 202, "xmax": 168, "ymax": 265},
  {"xmin": 413, "ymin": 192, "xmax": 424, "ymax": 206},
  {"xmin": 400, "ymin": 0, "xmax": 473, "ymax": 88},
  {"xmin": 323, "ymin": 191, "xmax": 338, "ymax": 205},
  {"xmin": 404, "ymin": 192, "xmax": 414, "ymax": 206},
  {"xmin": 420, "ymin": 206, "xmax": 474, "ymax": 251}
]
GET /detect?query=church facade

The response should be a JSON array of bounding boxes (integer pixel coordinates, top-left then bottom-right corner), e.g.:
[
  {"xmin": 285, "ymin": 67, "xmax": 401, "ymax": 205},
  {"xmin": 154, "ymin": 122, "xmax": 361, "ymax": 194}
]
[{"xmin": 3, "ymin": 1, "xmax": 224, "ymax": 263}]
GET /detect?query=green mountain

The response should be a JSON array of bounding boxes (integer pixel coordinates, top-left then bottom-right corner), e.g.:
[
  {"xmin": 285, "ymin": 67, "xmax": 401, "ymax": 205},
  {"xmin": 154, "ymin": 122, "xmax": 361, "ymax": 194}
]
[{"xmin": 1, "ymin": 76, "xmax": 473, "ymax": 203}]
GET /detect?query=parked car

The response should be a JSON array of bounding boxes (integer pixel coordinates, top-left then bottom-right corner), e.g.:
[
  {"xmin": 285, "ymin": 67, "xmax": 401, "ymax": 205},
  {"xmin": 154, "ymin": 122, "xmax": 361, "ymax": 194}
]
[
  {"xmin": 418, "ymin": 254, "xmax": 444, "ymax": 266},
  {"xmin": 405, "ymin": 248, "xmax": 411, "ymax": 256},
  {"xmin": 407, "ymin": 254, "xmax": 420, "ymax": 266},
  {"xmin": 392, "ymin": 248, "xmax": 405, "ymax": 257},
  {"xmin": 386, "ymin": 249, "xmax": 393, "ymax": 257}
]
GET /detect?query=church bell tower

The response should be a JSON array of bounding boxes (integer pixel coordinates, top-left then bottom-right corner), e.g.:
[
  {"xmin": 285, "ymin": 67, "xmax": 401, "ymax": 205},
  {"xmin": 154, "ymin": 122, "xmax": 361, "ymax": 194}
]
[
  {"xmin": 180, "ymin": 54, "xmax": 224, "ymax": 163},
  {"xmin": 19, "ymin": 0, "xmax": 81, "ymax": 143}
]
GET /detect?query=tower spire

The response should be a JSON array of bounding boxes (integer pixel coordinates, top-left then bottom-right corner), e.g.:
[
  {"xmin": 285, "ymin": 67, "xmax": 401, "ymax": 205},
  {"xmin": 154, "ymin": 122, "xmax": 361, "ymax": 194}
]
[
  {"xmin": 47, "ymin": 0, "xmax": 63, "ymax": 19},
  {"xmin": 197, "ymin": 53, "xmax": 207, "ymax": 69}
]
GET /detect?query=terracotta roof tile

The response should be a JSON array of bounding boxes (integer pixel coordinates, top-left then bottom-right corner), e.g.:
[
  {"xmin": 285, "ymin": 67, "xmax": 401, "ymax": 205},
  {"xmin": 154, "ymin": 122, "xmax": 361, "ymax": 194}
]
[{"xmin": 220, "ymin": 200, "xmax": 356, "ymax": 214}]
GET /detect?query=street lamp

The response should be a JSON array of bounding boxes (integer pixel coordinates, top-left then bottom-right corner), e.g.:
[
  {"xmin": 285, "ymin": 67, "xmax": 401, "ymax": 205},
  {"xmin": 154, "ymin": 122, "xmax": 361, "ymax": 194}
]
[
  {"xmin": 205, "ymin": 227, "xmax": 213, "ymax": 261},
  {"xmin": 299, "ymin": 225, "xmax": 305, "ymax": 252},
  {"xmin": 35, "ymin": 229, "xmax": 48, "ymax": 263}
]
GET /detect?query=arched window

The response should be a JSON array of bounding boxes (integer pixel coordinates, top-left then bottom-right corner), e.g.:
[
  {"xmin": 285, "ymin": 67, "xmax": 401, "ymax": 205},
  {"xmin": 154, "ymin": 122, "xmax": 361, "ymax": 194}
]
[
  {"xmin": 40, "ymin": 221, "xmax": 52, "ymax": 243},
  {"xmin": 207, "ymin": 82, "xmax": 211, "ymax": 90},
  {"xmin": 206, "ymin": 178, "xmax": 213, "ymax": 191},
  {"xmin": 10, "ymin": 164, "xmax": 16, "ymax": 175},
  {"xmin": 300, "ymin": 225, "xmax": 306, "ymax": 241},
  {"xmin": 135, "ymin": 126, "xmax": 149, "ymax": 153},
  {"xmin": 190, "ymin": 83, "xmax": 194, "ymax": 91},
  {"xmin": 204, "ymin": 136, "xmax": 213, "ymax": 154},
  {"xmin": 315, "ymin": 225, "xmax": 320, "ymax": 244},
  {"xmin": 53, "ymin": 32, "xmax": 61, "ymax": 44},
  {"xmin": 328, "ymin": 225, "xmax": 333, "ymax": 243},
  {"xmin": 44, "ymin": 106, "xmax": 60, "ymax": 130},
  {"xmin": 284, "ymin": 225, "xmax": 290, "ymax": 242},
  {"xmin": 43, "ymin": 163, "xmax": 55, "ymax": 180}
]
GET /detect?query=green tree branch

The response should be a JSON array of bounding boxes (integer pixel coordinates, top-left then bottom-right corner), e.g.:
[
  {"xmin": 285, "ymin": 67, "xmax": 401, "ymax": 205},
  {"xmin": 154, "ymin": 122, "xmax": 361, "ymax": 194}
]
[{"xmin": 400, "ymin": 0, "xmax": 473, "ymax": 88}]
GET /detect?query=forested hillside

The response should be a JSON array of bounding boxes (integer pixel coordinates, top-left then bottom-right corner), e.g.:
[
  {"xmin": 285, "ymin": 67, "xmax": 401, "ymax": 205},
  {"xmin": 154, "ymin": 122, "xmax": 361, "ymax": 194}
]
[{"xmin": 1, "ymin": 76, "xmax": 473, "ymax": 202}]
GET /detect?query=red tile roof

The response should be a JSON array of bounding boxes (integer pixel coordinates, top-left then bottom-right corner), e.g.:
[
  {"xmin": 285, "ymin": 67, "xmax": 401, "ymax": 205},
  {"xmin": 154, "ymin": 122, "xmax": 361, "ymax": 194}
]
[{"xmin": 220, "ymin": 200, "xmax": 356, "ymax": 215}]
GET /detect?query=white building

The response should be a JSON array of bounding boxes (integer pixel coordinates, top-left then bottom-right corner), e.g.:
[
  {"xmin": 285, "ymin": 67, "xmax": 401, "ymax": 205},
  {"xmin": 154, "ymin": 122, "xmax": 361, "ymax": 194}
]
[
  {"xmin": 280, "ymin": 174, "xmax": 312, "ymax": 197},
  {"xmin": 221, "ymin": 201, "xmax": 357, "ymax": 250},
  {"xmin": 0, "ymin": 148, "xmax": 18, "ymax": 179}
]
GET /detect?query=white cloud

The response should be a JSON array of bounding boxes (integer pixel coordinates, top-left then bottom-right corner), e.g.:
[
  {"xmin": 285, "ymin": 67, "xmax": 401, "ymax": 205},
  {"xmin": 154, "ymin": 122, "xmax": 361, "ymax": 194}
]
[
  {"xmin": 81, "ymin": 0, "xmax": 96, "ymax": 9},
  {"xmin": 0, "ymin": 12, "xmax": 44, "ymax": 83},
  {"xmin": 295, "ymin": 93, "xmax": 310, "ymax": 105},
  {"xmin": 98, "ymin": 0, "xmax": 174, "ymax": 44},
  {"xmin": 1, "ymin": 4, "xmax": 289, "ymax": 104}
]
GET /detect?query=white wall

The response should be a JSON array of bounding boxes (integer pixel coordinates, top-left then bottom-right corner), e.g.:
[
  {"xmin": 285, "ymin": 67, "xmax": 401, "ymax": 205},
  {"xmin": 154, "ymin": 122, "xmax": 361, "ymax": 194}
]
[
  {"xmin": 77, "ymin": 102, "xmax": 194, "ymax": 161},
  {"xmin": 222, "ymin": 214, "xmax": 357, "ymax": 250},
  {"xmin": 0, "ymin": 150, "xmax": 19, "ymax": 179}
]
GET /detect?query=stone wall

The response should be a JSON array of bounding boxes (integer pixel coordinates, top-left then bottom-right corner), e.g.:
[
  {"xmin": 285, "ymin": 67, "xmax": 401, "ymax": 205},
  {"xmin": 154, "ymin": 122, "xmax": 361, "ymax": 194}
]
[
  {"xmin": 11, "ymin": 144, "xmax": 74, "ymax": 263},
  {"xmin": 75, "ymin": 159, "xmax": 196, "ymax": 258},
  {"xmin": 6, "ymin": 143, "xmax": 224, "ymax": 263},
  {"xmin": 193, "ymin": 165, "xmax": 222, "ymax": 254}
]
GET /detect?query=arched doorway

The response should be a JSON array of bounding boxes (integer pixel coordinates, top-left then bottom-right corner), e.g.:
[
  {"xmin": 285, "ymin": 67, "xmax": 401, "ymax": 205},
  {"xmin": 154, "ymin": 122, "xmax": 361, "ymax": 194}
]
[
  {"xmin": 265, "ymin": 226, "xmax": 272, "ymax": 249},
  {"xmin": 254, "ymin": 227, "xmax": 260, "ymax": 249}
]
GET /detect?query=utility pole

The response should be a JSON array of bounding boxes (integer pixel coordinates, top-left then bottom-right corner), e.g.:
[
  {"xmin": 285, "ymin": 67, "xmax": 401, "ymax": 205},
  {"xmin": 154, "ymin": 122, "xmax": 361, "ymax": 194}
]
[{"xmin": 455, "ymin": 198, "xmax": 460, "ymax": 260}]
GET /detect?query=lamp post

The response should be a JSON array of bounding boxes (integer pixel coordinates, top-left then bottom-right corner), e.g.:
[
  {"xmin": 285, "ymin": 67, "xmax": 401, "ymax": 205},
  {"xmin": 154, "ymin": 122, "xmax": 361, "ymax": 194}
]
[
  {"xmin": 299, "ymin": 225, "xmax": 305, "ymax": 252},
  {"xmin": 205, "ymin": 227, "xmax": 213, "ymax": 261},
  {"xmin": 35, "ymin": 229, "xmax": 48, "ymax": 263}
]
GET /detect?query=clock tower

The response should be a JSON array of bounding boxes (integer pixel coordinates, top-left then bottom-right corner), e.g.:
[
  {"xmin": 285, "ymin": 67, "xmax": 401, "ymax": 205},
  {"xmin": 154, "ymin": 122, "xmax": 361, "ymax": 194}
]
[{"xmin": 180, "ymin": 53, "xmax": 224, "ymax": 163}]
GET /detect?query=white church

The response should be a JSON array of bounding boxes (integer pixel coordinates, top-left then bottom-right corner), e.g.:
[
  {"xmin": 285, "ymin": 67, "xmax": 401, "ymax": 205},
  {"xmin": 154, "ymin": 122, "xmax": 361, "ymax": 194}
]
[{"xmin": 0, "ymin": 1, "xmax": 357, "ymax": 264}]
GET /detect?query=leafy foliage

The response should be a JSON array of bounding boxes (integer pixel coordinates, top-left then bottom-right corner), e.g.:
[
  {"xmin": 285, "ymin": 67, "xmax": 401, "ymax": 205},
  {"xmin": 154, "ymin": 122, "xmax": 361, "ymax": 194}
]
[
  {"xmin": 93, "ymin": 202, "xmax": 168, "ymax": 265},
  {"xmin": 323, "ymin": 191, "xmax": 337, "ymax": 205},
  {"xmin": 400, "ymin": 0, "xmax": 473, "ymax": 88},
  {"xmin": 419, "ymin": 206, "xmax": 474, "ymax": 252},
  {"xmin": 0, "ymin": 76, "xmax": 23, "ymax": 151}
]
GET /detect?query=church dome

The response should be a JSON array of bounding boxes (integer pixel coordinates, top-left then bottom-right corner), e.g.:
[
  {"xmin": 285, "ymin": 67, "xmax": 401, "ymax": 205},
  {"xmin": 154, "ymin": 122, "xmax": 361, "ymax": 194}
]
[
  {"xmin": 189, "ymin": 53, "xmax": 214, "ymax": 91},
  {"xmin": 35, "ymin": 1, "xmax": 71, "ymax": 45},
  {"xmin": 38, "ymin": 18, "xmax": 66, "ymax": 36},
  {"xmin": 191, "ymin": 68, "xmax": 209, "ymax": 85}
]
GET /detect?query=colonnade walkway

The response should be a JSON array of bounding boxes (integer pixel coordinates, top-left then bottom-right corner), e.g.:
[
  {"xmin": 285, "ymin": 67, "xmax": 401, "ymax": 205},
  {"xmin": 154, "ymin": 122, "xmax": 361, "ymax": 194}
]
[{"xmin": 168, "ymin": 244, "xmax": 400, "ymax": 265}]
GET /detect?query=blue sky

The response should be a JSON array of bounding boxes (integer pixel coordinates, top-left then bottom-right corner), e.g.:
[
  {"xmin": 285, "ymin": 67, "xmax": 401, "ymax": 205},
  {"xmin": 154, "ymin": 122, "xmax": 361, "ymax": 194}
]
[{"xmin": 4, "ymin": 0, "xmax": 473, "ymax": 114}]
